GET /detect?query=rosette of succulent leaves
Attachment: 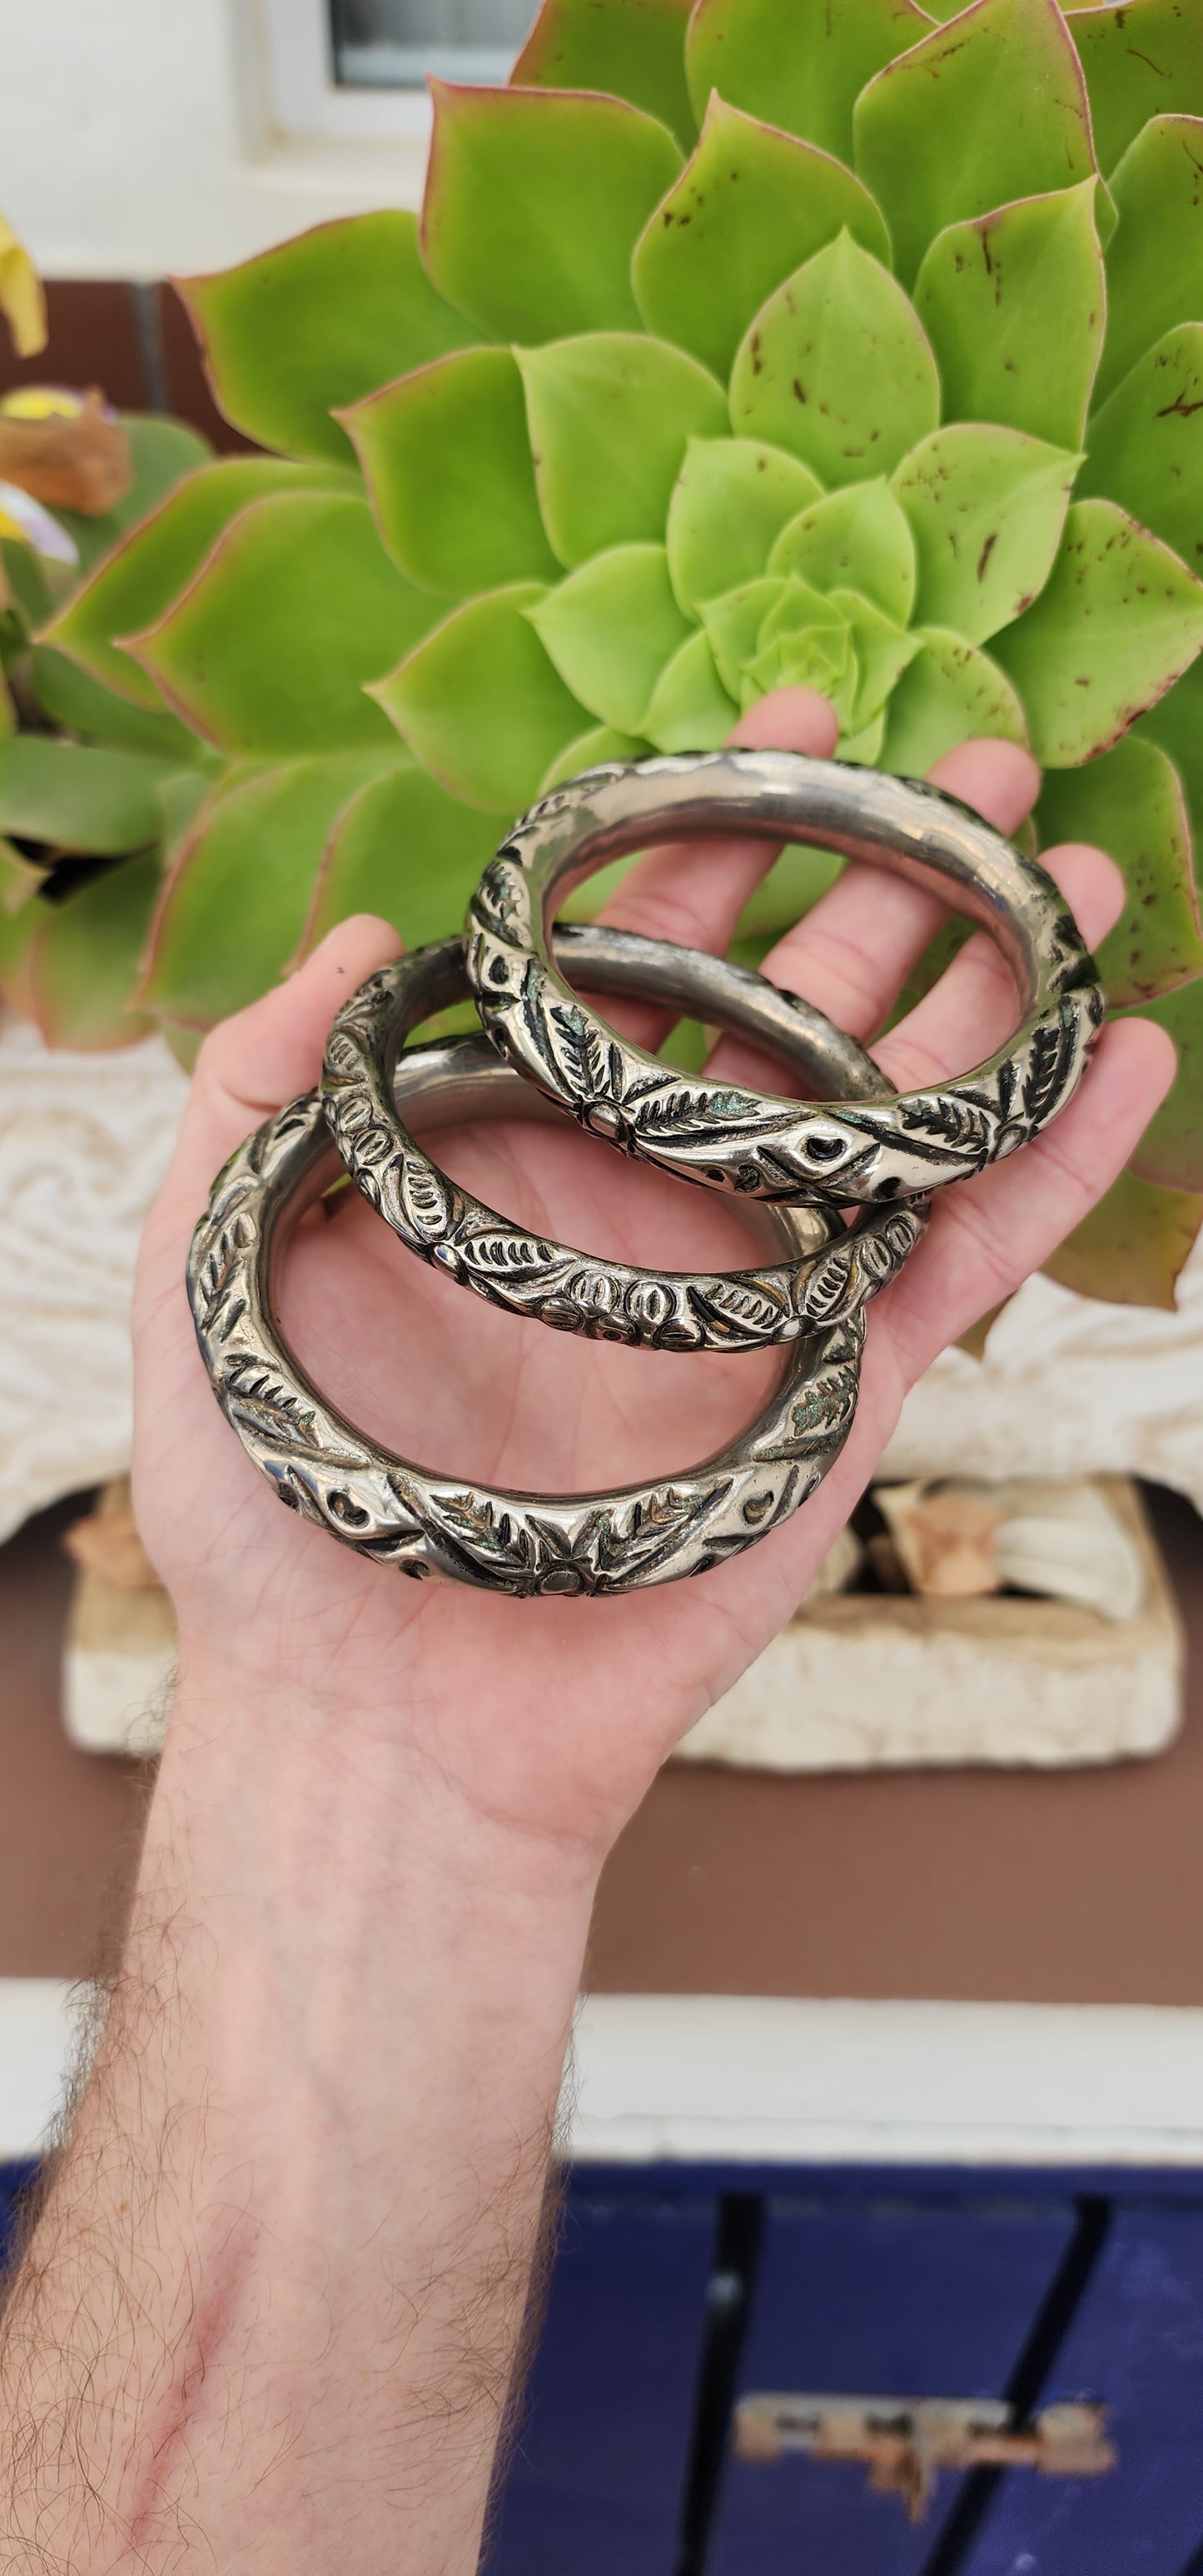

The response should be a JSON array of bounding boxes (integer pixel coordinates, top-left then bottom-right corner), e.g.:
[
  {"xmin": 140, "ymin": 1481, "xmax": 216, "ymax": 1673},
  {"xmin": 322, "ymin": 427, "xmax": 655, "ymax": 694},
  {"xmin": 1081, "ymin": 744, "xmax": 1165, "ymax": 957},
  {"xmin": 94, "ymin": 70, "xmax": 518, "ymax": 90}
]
[{"xmin": 2, "ymin": 0, "xmax": 1202, "ymax": 1310}]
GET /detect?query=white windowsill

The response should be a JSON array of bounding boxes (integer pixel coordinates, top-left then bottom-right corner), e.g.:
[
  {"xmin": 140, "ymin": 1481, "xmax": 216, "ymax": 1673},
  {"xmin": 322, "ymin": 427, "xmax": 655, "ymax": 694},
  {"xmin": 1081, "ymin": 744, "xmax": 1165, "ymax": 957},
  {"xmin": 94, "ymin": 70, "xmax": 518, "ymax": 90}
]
[{"xmin": 5, "ymin": 1982, "xmax": 1203, "ymax": 2172}]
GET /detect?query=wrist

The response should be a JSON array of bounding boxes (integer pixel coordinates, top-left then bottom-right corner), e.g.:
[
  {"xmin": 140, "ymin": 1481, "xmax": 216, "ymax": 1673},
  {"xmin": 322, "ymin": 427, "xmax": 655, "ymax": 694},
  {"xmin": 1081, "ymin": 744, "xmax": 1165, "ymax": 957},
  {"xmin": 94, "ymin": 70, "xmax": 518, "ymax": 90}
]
[{"xmin": 162, "ymin": 1638, "xmax": 607, "ymax": 1915}]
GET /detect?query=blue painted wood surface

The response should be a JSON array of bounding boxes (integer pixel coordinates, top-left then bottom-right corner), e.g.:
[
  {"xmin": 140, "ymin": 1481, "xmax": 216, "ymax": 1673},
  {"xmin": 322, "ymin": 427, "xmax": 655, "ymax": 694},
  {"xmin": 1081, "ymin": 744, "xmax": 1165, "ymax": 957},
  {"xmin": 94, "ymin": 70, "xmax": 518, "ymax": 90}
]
[
  {"xmin": 707, "ymin": 2195, "xmax": 1080, "ymax": 2576},
  {"xmin": 957, "ymin": 2205, "xmax": 1203, "ymax": 2576},
  {"xmin": 482, "ymin": 2186, "xmax": 716, "ymax": 2574},
  {"xmin": 0, "ymin": 2160, "xmax": 36, "ymax": 2271}
]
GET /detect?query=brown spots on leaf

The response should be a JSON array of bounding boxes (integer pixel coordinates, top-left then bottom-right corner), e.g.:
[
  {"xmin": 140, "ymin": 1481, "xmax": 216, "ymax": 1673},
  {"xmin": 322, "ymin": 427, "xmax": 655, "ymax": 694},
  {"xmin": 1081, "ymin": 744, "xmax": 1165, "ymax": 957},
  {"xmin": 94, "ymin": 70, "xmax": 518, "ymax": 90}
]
[
  {"xmin": 792, "ymin": 377, "xmax": 808, "ymax": 405},
  {"xmin": 977, "ymin": 530, "xmax": 997, "ymax": 583},
  {"xmin": 1127, "ymin": 44, "xmax": 1171, "ymax": 76},
  {"xmin": 1157, "ymin": 387, "xmax": 1203, "ymax": 419}
]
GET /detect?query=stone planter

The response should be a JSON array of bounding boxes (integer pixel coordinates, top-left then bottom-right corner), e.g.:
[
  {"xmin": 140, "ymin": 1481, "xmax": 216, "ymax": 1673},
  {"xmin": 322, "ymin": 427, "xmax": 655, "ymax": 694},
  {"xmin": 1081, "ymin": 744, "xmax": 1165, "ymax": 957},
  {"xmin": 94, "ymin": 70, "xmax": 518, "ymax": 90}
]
[{"xmin": 675, "ymin": 1481, "xmax": 1183, "ymax": 1773}]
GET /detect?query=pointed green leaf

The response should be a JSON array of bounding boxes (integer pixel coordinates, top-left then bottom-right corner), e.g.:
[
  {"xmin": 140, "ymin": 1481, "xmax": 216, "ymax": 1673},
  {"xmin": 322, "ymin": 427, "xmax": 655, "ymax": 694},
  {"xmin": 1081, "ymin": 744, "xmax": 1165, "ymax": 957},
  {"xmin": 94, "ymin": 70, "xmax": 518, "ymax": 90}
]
[
  {"xmin": 702, "ymin": 574, "xmax": 790, "ymax": 699},
  {"xmin": 157, "ymin": 763, "xmax": 214, "ymax": 858},
  {"xmin": 24, "ymin": 850, "xmax": 159, "ymax": 1049},
  {"xmin": 176, "ymin": 213, "xmax": 476, "ymax": 464},
  {"xmin": 45, "ymin": 457, "xmax": 353, "ymax": 710},
  {"xmin": 421, "ymin": 81, "xmax": 682, "ymax": 344},
  {"xmin": 770, "ymin": 478, "xmax": 917, "ymax": 623},
  {"xmin": 1071, "ymin": 2, "xmax": 1203, "ymax": 177},
  {"xmin": 301, "ymin": 758, "xmax": 509, "ymax": 955},
  {"xmin": 1, "ymin": 537, "xmax": 50, "ymax": 634},
  {"xmin": 829, "ymin": 588, "xmax": 922, "ymax": 729},
  {"xmin": 1127, "ymin": 978, "xmax": 1203, "ymax": 1190},
  {"xmin": 730, "ymin": 233, "xmax": 940, "ymax": 485},
  {"xmin": 140, "ymin": 753, "xmax": 400, "ymax": 1027},
  {"xmin": 666, "ymin": 437, "xmax": 823, "ymax": 615},
  {"xmin": 1038, "ymin": 735, "xmax": 1203, "ymax": 1006},
  {"xmin": 914, "ymin": 182, "xmax": 1107, "ymax": 448},
  {"xmin": 127, "ymin": 491, "xmax": 435, "ymax": 758},
  {"xmin": 29, "ymin": 644, "xmax": 204, "ymax": 762},
  {"xmin": 992, "ymin": 497, "xmax": 1203, "ymax": 765},
  {"xmin": 631, "ymin": 94, "xmax": 890, "ymax": 383},
  {"xmin": 1096, "ymin": 117, "xmax": 1203, "ymax": 408},
  {"xmin": 0, "ymin": 838, "xmax": 45, "ymax": 914},
  {"xmin": 892, "ymin": 425, "xmax": 1081, "ymax": 645},
  {"xmin": 341, "ymin": 347, "xmax": 559, "ymax": 597},
  {"xmin": 840, "ymin": 710, "xmax": 889, "ymax": 763},
  {"xmin": 517, "ymin": 333, "xmax": 726, "ymax": 569},
  {"xmin": 1082, "ymin": 324, "xmax": 1203, "ymax": 578},
  {"xmin": 0, "ymin": 888, "xmax": 36, "ymax": 1014},
  {"xmin": 854, "ymin": 0, "xmax": 1096, "ymax": 290},
  {"xmin": 1041, "ymin": 1165, "xmax": 1202, "ymax": 1309},
  {"xmin": 1139, "ymin": 655, "xmax": 1203, "ymax": 820},
  {"xmin": 53, "ymin": 415, "xmax": 211, "ymax": 579},
  {"xmin": 539, "ymin": 725, "xmax": 651, "ymax": 794},
  {"xmin": 527, "ymin": 543, "xmax": 693, "ymax": 732},
  {"xmin": 643, "ymin": 628, "xmax": 739, "ymax": 750},
  {"xmin": 512, "ymin": 0, "xmax": 697, "ymax": 152},
  {"xmin": 882, "ymin": 626, "xmax": 1028, "ymax": 772},
  {"xmin": 374, "ymin": 581, "xmax": 588, "ymax": 813},
  {"xmin": 0, "ymin": 737, "xmax": 180, "ymax": 854},
  {"xmin": 686, "ymin": 0, "xmax": 931, "ymax": 162}
]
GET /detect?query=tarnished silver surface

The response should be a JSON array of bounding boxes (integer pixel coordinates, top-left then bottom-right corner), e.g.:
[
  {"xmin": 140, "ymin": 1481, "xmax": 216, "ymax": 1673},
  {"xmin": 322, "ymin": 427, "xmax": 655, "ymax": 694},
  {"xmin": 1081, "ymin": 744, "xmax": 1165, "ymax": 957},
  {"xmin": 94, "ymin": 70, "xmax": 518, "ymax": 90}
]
[
  {"xmin": 188, "ymin": 1037, "xmax": 866, "ymax": 1597},
  {"xmin": 465, "ymin": 751, "xmax": 1106, "ymax": 1205},
  {"xmin": 322, "ymin": 927, "xmax": 925, "ymax": 1353}
]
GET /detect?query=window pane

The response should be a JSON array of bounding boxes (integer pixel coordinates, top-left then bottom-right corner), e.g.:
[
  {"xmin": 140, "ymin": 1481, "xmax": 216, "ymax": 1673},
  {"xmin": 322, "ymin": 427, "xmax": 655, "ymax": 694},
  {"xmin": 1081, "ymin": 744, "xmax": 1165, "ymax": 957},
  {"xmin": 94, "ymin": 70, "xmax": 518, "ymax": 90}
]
[{"xmin": 331, "ymin": 0, "xmax": 537, "ymax": 87}]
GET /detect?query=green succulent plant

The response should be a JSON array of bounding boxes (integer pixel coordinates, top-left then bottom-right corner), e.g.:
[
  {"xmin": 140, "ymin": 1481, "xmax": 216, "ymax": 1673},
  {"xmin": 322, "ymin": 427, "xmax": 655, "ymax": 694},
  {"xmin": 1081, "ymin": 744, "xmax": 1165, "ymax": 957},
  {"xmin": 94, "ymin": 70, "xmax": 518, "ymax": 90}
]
[{"xmin": 4, "ymin": 0, "xmax": 1203, "ymax": 1310}]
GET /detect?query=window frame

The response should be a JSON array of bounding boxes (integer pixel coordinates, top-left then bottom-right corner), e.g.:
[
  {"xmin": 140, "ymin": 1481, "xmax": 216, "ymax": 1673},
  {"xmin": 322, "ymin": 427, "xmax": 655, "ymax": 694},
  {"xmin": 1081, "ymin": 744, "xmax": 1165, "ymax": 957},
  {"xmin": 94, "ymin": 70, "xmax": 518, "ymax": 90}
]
[
  {"xmin": 261, "ymin": 0, "xmax": 440, "ymax": 142},
  {"xmin": 261, "ymin": 0, "xmax": 529, "ymax": 142}
]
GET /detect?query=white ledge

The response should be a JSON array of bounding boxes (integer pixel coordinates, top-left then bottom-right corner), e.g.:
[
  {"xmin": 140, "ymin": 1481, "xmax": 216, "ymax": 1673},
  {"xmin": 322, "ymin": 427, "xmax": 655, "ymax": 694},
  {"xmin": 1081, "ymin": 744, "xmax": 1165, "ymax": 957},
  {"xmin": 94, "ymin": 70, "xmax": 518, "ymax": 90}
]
[
  {"xmin": 5, "ymin": 1984, "xmax": 1203, "ymax": 2171},
  {"xmin": 569, "ymin": 1996, "xmax": 1203, "ymax": 2171}
]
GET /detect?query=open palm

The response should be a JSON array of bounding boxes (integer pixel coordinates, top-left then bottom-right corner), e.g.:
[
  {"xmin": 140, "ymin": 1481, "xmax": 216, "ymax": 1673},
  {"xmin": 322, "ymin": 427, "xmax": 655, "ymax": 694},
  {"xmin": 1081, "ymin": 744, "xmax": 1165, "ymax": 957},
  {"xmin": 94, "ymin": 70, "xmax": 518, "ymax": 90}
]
[{"xmin": 133, "ymin": 689, "xmax": 1172, "ymax": 1862}]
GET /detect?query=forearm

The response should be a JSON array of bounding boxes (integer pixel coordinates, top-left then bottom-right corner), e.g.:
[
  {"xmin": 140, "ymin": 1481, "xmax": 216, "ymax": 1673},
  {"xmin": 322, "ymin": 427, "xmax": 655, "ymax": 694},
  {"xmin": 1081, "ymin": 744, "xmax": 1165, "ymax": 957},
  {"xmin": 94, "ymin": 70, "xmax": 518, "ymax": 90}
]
[{"xmin": 0, "ymin": 1650, "xmax": 597, "ymax": 2573}]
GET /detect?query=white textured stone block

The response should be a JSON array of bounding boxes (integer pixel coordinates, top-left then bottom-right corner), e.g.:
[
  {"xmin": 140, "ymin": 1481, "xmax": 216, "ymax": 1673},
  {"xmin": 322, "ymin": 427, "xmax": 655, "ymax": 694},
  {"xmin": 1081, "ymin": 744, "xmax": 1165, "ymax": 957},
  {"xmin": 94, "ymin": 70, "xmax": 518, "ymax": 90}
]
[{"xmin": 675, "ymin": 1482, "xmax": 1183, "ymax": 1773}]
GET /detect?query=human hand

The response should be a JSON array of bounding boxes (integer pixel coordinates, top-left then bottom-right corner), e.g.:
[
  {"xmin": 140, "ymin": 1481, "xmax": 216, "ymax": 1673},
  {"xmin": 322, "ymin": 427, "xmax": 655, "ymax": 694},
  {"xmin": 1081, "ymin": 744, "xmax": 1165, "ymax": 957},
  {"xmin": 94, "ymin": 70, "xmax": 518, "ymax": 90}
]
[{"xmin": 133, "ymin": 689, "xmax": 1173, "ymax": 1867}]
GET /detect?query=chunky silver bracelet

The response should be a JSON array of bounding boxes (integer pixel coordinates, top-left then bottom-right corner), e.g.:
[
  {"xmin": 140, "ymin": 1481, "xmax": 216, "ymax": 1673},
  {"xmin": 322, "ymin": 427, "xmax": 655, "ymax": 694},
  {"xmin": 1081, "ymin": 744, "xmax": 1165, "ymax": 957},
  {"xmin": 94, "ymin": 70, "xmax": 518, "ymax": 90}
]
[
  {"xmin": 465, "ymin": 750, "xmax": 1105, "ymax": 1205},
  {"xmin": 189, "ymin": 1033, "xmax": 867, "ymax": 1598},
  {"xmin": 322, "ymin": 927, "xmax": 925, "ymax": 1354}
]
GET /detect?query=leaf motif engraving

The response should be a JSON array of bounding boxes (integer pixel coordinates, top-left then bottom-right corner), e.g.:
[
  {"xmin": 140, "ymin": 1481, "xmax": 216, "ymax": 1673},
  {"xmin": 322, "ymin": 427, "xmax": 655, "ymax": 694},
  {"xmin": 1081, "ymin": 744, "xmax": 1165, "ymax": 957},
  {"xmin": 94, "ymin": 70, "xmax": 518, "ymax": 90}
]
[
  {"xmin": 897, "ymin": 1092, "xmax": 992, "ymax": 1157},
  {"xmin": 693, "ymin": 1276, "xmax": 790, "ymax": 1337},
  {"xmin": 798, "ymin": 1246, "xmax": 855, "ymax": 1321},
  {"xmin": 400, "ymin": 1158, "xmax": 452, "ymax": 1241},
  {"xmin": 459, "ymin": 1228, "xmax": 568, "ymax": 1278},
  {"xmin": 224, "ymin": 1364, "xmax": 367, "ymax": 1470},
  {"xmin": 196, "ymin": 1211, "xmax": 254, "ymax": 1324},
  {"xmin": 1022, "ymin": 1020, "xmax": 1067, "ymax": 1131},
  {"xmin": 350, "ymin": 1120, "xmax": 395, "ymax": 1168},
  {"xmin": 549, "ymin": 998, "xmax": 616, "ymax": 1104},
  {"xmin": 473, "ymin": 856, "xmax": 524, "ymax": 938},
  {"xmin": 324, "ymin": 1026, "xmax": 365, "ymax": 1084}
]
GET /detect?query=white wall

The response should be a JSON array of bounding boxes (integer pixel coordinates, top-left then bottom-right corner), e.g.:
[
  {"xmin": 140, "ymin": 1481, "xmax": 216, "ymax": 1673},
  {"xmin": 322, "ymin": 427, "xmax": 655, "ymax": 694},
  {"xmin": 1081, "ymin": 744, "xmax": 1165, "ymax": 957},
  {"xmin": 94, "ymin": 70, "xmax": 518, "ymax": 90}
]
[{"xmin": 0, "ymin": 0, "xmax": 428, "ymax": 279}]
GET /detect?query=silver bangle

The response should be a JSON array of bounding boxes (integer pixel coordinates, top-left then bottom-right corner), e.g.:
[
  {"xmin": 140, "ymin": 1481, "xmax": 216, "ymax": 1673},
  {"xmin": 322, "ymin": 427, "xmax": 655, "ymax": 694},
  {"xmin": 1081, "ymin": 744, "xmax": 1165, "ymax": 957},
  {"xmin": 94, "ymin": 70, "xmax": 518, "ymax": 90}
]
[
  {"xmin": 465, "ymin": 750, "xmax": 1105, "ymax": 1204},
  {"xmin": 189, "ymin": 1035, "xmax": 867, "ymax": 1598},
  {"xmin": 322, "ymin": 927, "xmax": 925, "ymax": 1354}
]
